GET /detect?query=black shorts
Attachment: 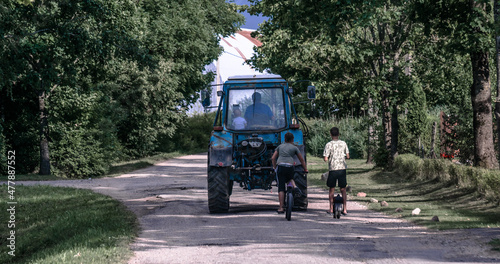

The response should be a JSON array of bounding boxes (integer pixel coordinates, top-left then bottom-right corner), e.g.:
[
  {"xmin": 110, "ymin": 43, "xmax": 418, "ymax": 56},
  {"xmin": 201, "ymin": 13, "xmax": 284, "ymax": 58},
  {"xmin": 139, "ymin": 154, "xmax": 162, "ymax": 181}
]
[
  {"xmin": 277, "ymin": 165, "xmax": 294, "ymax": 192},
  {"xmin": 326, "ymin": 170, "xmax": 347, "ymax": 188}
]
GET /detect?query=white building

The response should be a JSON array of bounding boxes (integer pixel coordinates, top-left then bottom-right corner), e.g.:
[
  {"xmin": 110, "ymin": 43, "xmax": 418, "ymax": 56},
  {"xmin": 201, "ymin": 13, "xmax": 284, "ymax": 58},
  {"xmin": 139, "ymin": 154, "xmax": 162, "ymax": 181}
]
[{"xmin": 189, "ymin": 29, "xmax": 269, "ymax": 114}]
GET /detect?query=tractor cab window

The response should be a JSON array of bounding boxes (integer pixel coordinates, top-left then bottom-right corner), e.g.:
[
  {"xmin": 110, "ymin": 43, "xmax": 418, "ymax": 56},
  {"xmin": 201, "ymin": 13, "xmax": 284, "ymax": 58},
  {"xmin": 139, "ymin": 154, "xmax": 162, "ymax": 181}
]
[{"xmin": 226, "ymin": 87, "xmax": 286, "ymax": 130}]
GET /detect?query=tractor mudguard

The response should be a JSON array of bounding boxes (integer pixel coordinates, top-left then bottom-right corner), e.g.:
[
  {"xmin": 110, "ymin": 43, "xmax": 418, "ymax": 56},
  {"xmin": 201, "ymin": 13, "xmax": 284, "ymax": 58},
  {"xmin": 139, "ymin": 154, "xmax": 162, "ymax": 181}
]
[
  {"xmin": 209, "ymin": 131, "xmax": 233, "ymax": 167},
  {"xmin": 292, "ymin": 144, "xmax": 306, "ymax": 165},
  {"xmin": 209, "ymin": 146, "xmax": 233, "ymax": 167}
]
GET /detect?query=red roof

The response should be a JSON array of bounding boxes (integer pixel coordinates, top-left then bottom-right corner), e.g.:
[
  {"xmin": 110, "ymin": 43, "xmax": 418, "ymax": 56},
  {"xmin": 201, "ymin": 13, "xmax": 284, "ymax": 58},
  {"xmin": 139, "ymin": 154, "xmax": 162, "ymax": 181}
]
[{"xmin": 237, "ymin": 30, "xmax": 262, "ymax": 47}]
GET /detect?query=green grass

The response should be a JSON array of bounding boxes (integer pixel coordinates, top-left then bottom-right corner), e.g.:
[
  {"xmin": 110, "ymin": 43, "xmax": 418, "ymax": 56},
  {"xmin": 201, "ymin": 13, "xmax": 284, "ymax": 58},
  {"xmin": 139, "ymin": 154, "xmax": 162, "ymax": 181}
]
[
  {"xmin": 0, "ymin": 185, "xmax": 138, "ymax": 264},
  {"xmin": 307, "ymin": 156, "xmax": 500, "ymax": 230},
  {"xmin": 0, "ymin": 151, "xmax": 203, "ymax": 263},
  {"xmin": 0, "ymin": 151, "xmax": 202, "ymax": 263}
]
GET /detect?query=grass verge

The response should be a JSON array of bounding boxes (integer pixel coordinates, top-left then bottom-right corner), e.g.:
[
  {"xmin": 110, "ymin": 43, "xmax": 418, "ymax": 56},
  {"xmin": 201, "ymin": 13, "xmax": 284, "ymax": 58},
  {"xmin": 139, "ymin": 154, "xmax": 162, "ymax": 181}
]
[
  {"xmin": 307, "ymin": 156, "xmax": 500, "ymax": 230},
  {"xmin": 0, "ymin": 185, "xmax": 138, "ymax": 264},
  {"xmin": 0, "ymin": 150, "xmax": 203, "ymax": 263}
]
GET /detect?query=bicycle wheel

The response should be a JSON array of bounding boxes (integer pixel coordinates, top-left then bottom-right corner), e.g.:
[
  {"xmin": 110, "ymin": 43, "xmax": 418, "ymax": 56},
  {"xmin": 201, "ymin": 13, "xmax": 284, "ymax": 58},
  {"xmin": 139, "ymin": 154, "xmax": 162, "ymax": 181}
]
[
  {"xmin": 286, "ymin": 191, "xmax": 293, "ymax": 221},
  {"xmin": 334, "ymin": 203, "xmax": 341, "ymax": 219}
]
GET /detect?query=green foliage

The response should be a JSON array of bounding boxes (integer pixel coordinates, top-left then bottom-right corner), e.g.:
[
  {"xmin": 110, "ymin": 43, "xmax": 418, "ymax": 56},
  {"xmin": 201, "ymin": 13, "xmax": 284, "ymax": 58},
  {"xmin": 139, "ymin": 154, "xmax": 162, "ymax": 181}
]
[
  {"xmin": 415, "ymin": 0, "xmax": 496, "ymax": 54},
  {"xmin": 305, "ymin": 117, "xmax": 367, "ymax": 159},
  {"xmin": 247, "ymin": 0, "xmax": 498, "ymax": 169},
  {"xmin": 51, "ymin": 130, "xmax": 108, "ymax": 178},
  {"xmin": 47, "ymin": 84, "xmax": 125, "ymax": 178},
  {"xmin": 159, "ymin": 112, "xmax": 216, "ymax": 152},
  {"xmin": 398, "ymin": 107, "xmax": 442, "ymax": 158},
  {"xmin": 444, "ymin": 104, "xmax": 475, "ymax": 164},
  {"xmin": 405, "ymin": 82, "xmax": 427, "ymax": 138},
  {"xmin": 373, "ymin": 143, "xmax": 390, "ymax": 168},
  {"xmin": 0, "ymin": 0, "xmax": 243, "ymax": 177},
  {"xmin": 394, "ymin": 154, "xmax": 500, "ymax": 201}
]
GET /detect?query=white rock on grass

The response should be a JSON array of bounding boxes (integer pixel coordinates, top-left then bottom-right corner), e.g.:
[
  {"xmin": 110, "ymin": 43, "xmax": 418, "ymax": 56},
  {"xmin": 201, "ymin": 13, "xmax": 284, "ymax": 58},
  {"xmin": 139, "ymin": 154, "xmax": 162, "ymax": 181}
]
[{"xmin": 412, "ymin": 208, "xmax": 421, "ymax": 215}]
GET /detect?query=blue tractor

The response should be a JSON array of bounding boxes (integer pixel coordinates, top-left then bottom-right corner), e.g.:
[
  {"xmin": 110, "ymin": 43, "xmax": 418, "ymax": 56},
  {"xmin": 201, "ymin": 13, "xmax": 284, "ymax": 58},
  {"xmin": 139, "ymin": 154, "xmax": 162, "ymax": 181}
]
[{"xmin": 205, "ymin": 75, "xmax": 315, "ymax": 213}]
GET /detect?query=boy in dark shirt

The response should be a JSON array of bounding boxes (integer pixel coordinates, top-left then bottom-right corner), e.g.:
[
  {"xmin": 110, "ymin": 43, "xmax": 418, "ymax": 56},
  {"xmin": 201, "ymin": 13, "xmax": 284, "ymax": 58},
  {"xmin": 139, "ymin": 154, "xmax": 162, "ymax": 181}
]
[{"xmin": 272, "ymin": 132, "xmax": 308, "ymax": 213}]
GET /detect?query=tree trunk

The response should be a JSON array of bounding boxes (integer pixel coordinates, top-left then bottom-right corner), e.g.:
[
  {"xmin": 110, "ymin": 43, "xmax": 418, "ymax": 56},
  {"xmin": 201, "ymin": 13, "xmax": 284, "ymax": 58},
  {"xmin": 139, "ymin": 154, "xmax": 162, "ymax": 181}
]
[
  {"xmin": 39, "ymin": 90, "xmax": 50, "ymax": 175},
  {"xmin": 495, "ymin": 0, "xmax": 500, "ymax": 166},
  {"xmin": 470, "ymin": 51, "xmax": 499, "ymax": 169},
  {"xmin": 366, "ymin": 94, "xmax": 375, "ymax": 164},
  {"xmin": 430, "ymin": 121, "xmax": 437, "ymax": 159},
  {"xmin": 390, "ymin": 104, "xmax": 399, "ymax": 163},
  {"xmin": 382, "ymin": 89, "xmax": 392, "ymax": 153}
]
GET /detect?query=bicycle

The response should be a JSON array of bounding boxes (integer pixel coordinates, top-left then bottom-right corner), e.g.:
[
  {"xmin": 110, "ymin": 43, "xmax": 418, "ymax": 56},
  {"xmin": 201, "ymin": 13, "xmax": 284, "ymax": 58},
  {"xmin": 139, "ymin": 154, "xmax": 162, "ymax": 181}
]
[
  {"xmin": 333, "ymin": 194, "xmax": 343, "ymax": 219},
  {"xmin": 283, "ymin": 170, "xmax": 307, "ymax": 221}
]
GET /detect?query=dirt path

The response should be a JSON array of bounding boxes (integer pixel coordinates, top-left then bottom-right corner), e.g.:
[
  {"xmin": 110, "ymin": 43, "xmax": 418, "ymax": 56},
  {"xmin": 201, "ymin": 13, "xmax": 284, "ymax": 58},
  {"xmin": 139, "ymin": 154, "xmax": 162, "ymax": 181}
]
[{"xmin": 19, "ymin": 154, "xmax": 500, "ymax": 263}]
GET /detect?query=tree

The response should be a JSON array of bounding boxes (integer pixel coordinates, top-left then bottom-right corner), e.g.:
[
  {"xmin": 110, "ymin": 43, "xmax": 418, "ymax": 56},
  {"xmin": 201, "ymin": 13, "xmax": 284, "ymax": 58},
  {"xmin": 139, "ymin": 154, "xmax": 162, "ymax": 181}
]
[
  {"xmin": 1, "ymin": 0, "xmax": 244, "ymax": 176},
  {"xmin": 415, "ymin": 0, "xmax": 498, "ymax": 169},
  {"xmin": 113, "ymin": 0, "xmax": 243, "ymax": 156},
  {"xmin": 495, "ymin": 0, "xmax": 500, "ymax": 160},
  {"xmin": 1, "ymin": 0, "xmax": 151, "ymax": 174},
  {"xmin": 246, "ymin": 0, "xmax": 418, "ymax": 166}
]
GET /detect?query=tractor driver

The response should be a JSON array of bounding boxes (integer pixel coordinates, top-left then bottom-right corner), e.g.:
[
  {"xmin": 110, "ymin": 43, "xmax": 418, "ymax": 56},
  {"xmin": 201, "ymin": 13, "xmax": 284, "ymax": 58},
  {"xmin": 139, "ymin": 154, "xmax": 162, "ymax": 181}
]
[{"xmin": 244, "ymin": 92, "xmax": 274, "ymax": 126}]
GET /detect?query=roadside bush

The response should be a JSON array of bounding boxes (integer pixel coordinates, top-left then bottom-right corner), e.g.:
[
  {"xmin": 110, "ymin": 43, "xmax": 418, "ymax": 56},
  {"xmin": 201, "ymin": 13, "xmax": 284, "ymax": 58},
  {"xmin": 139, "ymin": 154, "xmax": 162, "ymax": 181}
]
[
  {"xmin": 49, "ymin": 87, "xmax": 125, "ymax": 178},
  {"xmin": 393, "ymin": 154, "xmax": 500, "ymax": 201},
  {"xmin": 398, "ymin": 110, "xmax": 441, "ymax": 158},
  {"xmin": 305, "ymin": 117, "xmax": 367, "ymax": 159},
  {"xmin": 393, "ymin": 154, "xmax": 425, "ymax": 180},
  {"xmin": 51, "ymin": 129, "xmax": 109, "ymax": 178},
  {"xmin": 158, "ymin": 112, "xmax": 216, "ymax": 153}
]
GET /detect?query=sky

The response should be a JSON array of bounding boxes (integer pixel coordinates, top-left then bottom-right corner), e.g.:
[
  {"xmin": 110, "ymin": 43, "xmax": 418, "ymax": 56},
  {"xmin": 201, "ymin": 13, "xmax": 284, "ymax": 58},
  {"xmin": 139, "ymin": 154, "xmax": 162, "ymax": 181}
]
[{"xmin": 231, "ymin": 0, "xmax": 268, "ymax": 30}]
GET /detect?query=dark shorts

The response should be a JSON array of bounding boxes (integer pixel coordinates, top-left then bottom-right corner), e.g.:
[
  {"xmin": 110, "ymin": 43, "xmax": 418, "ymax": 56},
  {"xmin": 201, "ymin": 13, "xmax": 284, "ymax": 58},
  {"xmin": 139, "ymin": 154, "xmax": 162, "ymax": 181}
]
[
  {"xmin": 277, "ymin": 165, "xmax": 294, "ymax": 192},
  {"xmin": 326, "ymin": 170, "xmax": 347, "ymax": 188}
]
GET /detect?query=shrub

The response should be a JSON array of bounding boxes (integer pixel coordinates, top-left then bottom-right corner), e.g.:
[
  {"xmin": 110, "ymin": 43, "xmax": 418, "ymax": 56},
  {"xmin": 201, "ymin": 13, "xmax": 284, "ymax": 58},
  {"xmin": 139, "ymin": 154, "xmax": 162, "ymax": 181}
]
[
  {"xmin": 51, "ymin": 129, "xmax": 109, "ymax": 178},
  {"xmin": 393, "ymin": 154, "xmax": 500, "ymax": 201},
  {"xmin": 158, "ymin": 112, "xmax": 216, "ymax": 152},
  {"xmin": 305, "ymin": 117, "xmax": 367, "ymax": 159}
]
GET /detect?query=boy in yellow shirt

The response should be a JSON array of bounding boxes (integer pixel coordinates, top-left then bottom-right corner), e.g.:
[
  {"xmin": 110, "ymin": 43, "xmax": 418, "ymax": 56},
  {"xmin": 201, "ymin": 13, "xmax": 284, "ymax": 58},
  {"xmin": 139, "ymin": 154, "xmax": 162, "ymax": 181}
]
[{"xmin": 323, "ymin": 127, "xmax": 350, "ymax": 215}]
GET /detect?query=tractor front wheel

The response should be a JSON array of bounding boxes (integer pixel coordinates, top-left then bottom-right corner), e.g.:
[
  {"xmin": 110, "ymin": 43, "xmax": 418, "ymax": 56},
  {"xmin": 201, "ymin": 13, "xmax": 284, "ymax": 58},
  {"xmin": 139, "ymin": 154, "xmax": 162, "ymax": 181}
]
[{"xmin": 208, "ymin": 166, "xmax": 230, "ymax": 213}]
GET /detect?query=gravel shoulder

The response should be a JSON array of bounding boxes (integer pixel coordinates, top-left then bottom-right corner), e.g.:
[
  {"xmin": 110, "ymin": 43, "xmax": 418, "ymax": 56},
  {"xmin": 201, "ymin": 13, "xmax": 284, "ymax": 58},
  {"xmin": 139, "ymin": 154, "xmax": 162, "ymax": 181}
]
[{"xmin": 17, "ymin": 153, "xmax": 500, "ymax": 263}]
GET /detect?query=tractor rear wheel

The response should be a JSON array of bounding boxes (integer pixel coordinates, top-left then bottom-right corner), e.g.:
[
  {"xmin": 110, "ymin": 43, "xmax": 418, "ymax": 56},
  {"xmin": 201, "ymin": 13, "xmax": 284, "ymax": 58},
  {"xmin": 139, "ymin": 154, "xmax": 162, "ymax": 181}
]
[
  {"xmin": 293, "ymin": 166, "xmax": 308, "ymax": 210},
  {"xmin": 208, "ymin": 166, "xmax": 230, "ymax": 213}
]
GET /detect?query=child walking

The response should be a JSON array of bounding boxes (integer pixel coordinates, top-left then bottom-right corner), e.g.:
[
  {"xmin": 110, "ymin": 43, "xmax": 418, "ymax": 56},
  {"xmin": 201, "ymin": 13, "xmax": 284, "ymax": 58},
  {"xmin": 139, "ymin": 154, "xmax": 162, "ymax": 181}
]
[{"xmin": 323, "ymin": 127, "xmax": 350, "ymax": 215}]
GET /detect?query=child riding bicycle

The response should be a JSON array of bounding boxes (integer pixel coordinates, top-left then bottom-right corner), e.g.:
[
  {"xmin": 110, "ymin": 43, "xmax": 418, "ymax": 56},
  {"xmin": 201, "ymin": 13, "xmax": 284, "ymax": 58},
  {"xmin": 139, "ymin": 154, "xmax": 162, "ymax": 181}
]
[{"xmin": 272, "ymin": 132, "xmax": 308, "ymax": 214}]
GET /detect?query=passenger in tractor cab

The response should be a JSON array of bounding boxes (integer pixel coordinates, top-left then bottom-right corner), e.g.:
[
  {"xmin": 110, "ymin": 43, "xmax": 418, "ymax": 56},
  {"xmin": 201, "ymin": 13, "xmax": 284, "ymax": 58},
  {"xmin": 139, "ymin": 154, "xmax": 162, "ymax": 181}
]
[
  {"xmin": 244, "ymin": 92, "xmax": 274, "ymax": 126},
  {"xmin": 231, "ymin": 109, "xmax": 247, "ymax": 130}
]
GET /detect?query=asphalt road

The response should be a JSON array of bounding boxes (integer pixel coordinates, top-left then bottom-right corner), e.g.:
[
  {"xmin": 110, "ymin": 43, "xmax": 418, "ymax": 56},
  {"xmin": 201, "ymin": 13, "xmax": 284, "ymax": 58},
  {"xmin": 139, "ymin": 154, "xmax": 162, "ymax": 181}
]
[{"xmin": 18, "ymin": 153, "xmax": 500, "ymax": 264}]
